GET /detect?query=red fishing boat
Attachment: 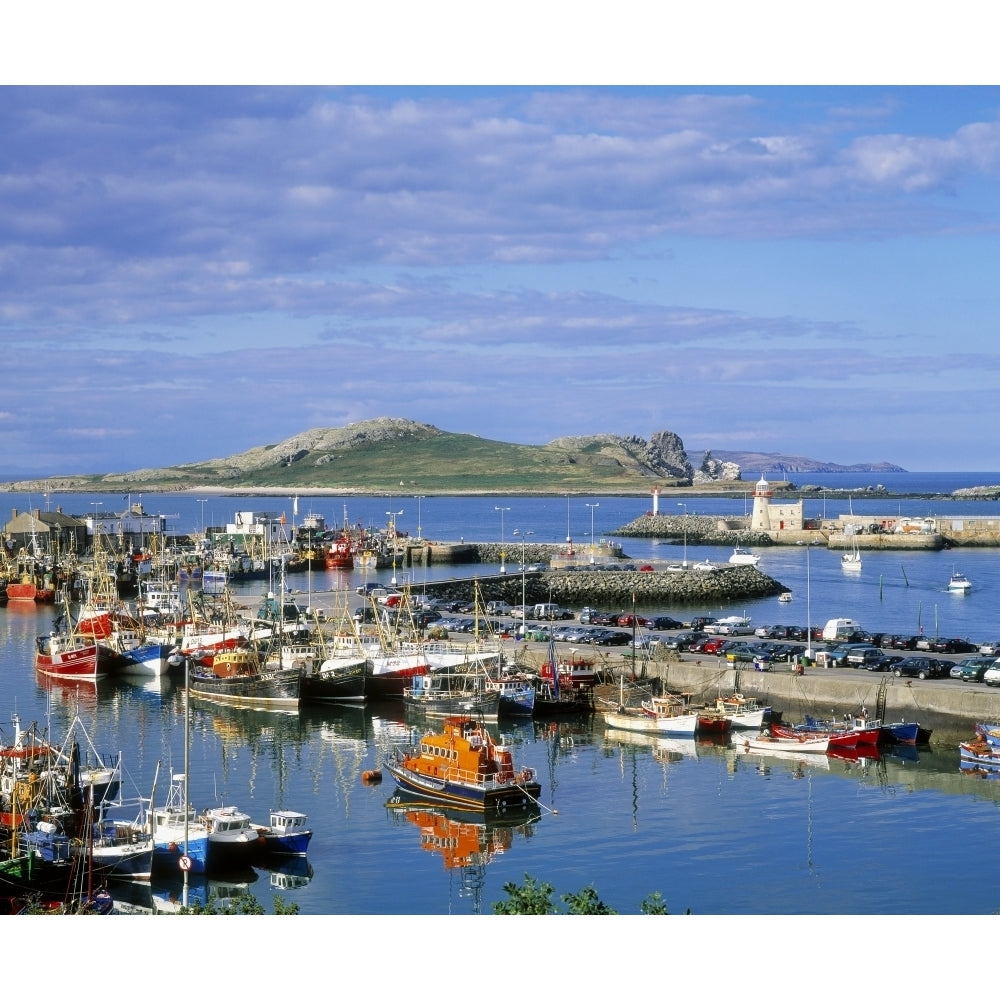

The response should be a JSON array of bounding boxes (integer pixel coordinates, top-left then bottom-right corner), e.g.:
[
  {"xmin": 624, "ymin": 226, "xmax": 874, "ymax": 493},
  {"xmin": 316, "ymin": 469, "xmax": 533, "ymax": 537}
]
[{"xmin": 324, "ymin": 535, "xmax": 354, "ymax": 570}]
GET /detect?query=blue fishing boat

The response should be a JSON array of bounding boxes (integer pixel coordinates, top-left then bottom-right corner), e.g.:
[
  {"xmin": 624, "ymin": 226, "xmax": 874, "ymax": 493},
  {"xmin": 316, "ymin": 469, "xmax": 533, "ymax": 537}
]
[
  {"xmin": 252, "ymin": 809, "xmax": 312, "ymax": 856},
  {"xmin": 150, "ymin": 773, "xmax": 209, "ymax": 874}
]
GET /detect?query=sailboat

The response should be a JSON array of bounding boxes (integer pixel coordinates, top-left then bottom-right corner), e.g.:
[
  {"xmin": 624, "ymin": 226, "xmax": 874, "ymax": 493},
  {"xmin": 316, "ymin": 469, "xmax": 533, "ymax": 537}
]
[{"xmin": 841, "ymin": 534, "xmax": 862, "ymax": 573}]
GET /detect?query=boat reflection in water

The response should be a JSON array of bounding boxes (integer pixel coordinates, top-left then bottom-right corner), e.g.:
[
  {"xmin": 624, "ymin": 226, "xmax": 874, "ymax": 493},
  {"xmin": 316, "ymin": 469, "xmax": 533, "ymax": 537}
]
[
  {"xmin": 386, "ymin": 791, "xmax": 540, "ymax": 912},
  {"xmin": 602, "ymin": 727, "xmax": 699, "ymax": 762},
  {"xmin": 257, "ymin": 854, "xmax": 314, "ymax": 891}
]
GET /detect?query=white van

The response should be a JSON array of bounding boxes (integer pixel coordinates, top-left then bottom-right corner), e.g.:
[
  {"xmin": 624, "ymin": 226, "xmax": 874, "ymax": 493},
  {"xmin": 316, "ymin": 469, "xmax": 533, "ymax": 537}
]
[
  {"xmin": 822, "ymin": 618, "xmax": 862, "ymax": 641},
  {"xmin": 533, "ymin": 603, "xmax": 564, "ymax": 620}
]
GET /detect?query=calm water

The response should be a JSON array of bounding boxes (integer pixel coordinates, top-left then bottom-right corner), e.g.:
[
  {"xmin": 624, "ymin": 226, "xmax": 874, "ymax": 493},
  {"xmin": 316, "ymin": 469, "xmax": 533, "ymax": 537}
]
[{"xmin": 5, "ymin": 480, "xmax": 1000, "ymax": 915}]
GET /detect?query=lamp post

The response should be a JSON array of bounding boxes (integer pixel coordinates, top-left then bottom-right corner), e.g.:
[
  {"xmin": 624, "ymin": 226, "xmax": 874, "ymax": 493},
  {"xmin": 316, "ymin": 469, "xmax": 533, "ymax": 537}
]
[
  {"xmin": 804, "ymin": 540, "xmax": 818, "ymax": 661},
  {"xmin": 386, "ymin": 509, "xmax": 403, "ymax": 586},
  {"xmin": 414, "ymin": 495, "xmax": 425, "ymax": 541},
  {"xmin": 495, "ymin": 505, "xmax": 510, "ymax": 574},
  {"xmin": 197, "ymin": 498, "xmax": 208, "ymax": 537},
  {"xmin": 585, "ymin": 502, "xmax": 599, "ymax": 564},
  {"xmin": 677, "ymin": 503, "xmax": 688, "ymax": 568},
  {"xmin": 513, "ymin": 528, "xmax": 533, "ymax": 639},
  {"xmin": 565, "ymin": 494, "xmax": 572, "ymax": 544}
]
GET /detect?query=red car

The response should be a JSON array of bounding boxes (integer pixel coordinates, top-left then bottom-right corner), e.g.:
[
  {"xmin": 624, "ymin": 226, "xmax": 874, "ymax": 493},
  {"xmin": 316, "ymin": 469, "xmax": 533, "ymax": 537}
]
[
  {"xmin": 615, "ymin": 613, "xmax": 651, "ymax": 627},
  {"xmin": 702, "ymin": 637, "xmax": 727, "ymax": 655}
]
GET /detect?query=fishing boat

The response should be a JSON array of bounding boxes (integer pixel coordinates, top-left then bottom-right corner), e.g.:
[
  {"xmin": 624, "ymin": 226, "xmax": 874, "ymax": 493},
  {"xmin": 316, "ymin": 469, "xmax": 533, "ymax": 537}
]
[
  {"xmin": 791, "ymin": 712, "xmax": 881, "ymax": 746},
  {"xmin": 879, "ymin": 719, "xmax": 930, "ymax": 745},
  {"xmin": 201, "ymin": 804, "xmax": 261, "ymax": 869},
  {"xmin": 324, "ymin": 535, "xmax": 355, "ymax": 570},
  {"xmin": 251, "ymin": 809, "xmax": 312, "ymax": 857},
  {"xmin": 948, "ymin": 570, "xmax": 971, "ymax": 593},
  {"xmin": 82, "ymin": 799, "xmax": 155, "ymax": 881},
  {"xmin": 488, "ymin": 672, "xmax": 536, "ymax": 717},
  {"xmin": 188, "ymin": 645, "xmax": 301, "ymax": 711},
  {"xmin": 33, "ymin": 629, "xmax": 106, "ymax": 680},
  {"xmin": 771, "ymin": 722, "xmax": 857, "ymax": 751},
  {"xmin": 735, "ymin": 731, "xmax": 831, "ymax": 755},
  {"xmin": 149, "ymin": 773, "xmax": 210, "ymax": 874},
  {"xmin": 778, "ymin": 591, "xmax": 793, "ymax": 603},
  {"xmin": 403, "ymin": 671, "xmax": 500, "ymax": 720},
  {"xmin": 603, "ymin": 691, "xmax": 699, "ymax": 737},
  {"xmin": 385, "ymin": 714, "xmax": 541, "ymax": 812},
  {"xmin": 715, "ymin": 693, "xmax": 771, "ymax": 729}
]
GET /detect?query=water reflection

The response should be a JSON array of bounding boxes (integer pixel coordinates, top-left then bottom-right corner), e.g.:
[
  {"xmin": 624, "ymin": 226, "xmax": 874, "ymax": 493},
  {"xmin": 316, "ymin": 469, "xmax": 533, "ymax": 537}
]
[{"xmin": 385, "ymin": 792, "xmax": 540, "ymax": 913}]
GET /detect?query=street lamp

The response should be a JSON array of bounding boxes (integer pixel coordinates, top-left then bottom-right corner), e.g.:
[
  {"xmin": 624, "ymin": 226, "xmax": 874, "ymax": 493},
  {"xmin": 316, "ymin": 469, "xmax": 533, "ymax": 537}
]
[
  {"xmin": 804, "ymin": 540, "xmax": 818, "ymax": 661},
  {"xmin": 386, "ymin": 509, "xmax": 403, "ymax": 586},
  {"xmin": 677, "ymin": 503, "xmax": 688, "ymax": 568},
  {"xmin": 585, "ymin": 502, "xmax": 599, "ymax": 564},
  {"xmin": 565, "ymin": 494, "xmax": 572, "ymax": 544},
  {"xmin": 414, "ymin": 495, "xmax": 425, "ymax": 541},
  {"xmin": 513, "ymin": 529, "xmax": 534, "ymax": 640},
  {"xmin": 197, "ymin": 498, "xmax": 208, "ymax": 536},
  {"xmin": 495, "ymin": 505, "xmax": 510, "ymax": 574}
]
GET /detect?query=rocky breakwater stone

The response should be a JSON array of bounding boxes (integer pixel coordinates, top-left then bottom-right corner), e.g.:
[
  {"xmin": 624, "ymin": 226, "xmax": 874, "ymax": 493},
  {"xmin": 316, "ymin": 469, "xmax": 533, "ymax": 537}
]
[{"xmin": 422, "ymin": 564, "xmax": 786, "ymax": 607}]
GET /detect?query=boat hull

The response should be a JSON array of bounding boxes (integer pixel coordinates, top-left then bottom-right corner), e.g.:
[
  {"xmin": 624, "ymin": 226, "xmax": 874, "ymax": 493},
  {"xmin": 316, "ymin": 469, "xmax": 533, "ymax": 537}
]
[
  {"xmin": 189, "ymin": 666, "xmax": 301, "ymax": 710},
  {"xmin": 386, "ymin": 761, "xmax": 540, "ymax": 813},
  {"xmin": 602, "ymin": 710, "xmax": 699, "ymax": 737},
  {"xmin": 301, "ymin": 659, "xmax": 367, "ymax": 702}
]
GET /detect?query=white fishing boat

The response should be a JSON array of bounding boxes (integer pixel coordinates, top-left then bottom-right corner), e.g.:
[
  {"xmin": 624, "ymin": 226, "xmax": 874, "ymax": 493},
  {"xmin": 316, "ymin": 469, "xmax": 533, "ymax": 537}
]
[
  {"xmin": 602, "ymin": 692, "xmax": 699, "ymax": 737},
  {"xmin": 735, "ymin": 732, "xmax": 830, "ymax": 755},
  {"xmin": 949, "ymin": 569, "xmax": 971, "ymax": 593}
]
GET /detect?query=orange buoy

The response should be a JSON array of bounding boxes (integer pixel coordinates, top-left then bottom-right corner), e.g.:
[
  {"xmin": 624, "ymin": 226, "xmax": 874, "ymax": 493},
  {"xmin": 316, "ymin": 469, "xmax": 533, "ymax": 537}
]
[{"xmin": 361, "ymin": 769, "xmax": 383, "ymax": 784}]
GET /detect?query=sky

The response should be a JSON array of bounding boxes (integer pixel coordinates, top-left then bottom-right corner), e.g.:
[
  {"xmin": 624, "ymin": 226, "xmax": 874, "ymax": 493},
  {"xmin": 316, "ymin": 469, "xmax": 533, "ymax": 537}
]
[{"xmin": 2, "ymin": 12, "xmax": 998, "ymax": 474}]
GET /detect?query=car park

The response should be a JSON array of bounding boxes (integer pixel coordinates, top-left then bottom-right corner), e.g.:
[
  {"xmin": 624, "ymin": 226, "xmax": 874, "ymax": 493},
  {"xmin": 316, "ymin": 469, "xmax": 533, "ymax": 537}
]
[
  {"xmin": 955, "ymin": 655, "xmax": 998, "ymax": 682},
  {"xmin": 893, "ymin": 656, "xmax": 944, "ymax": 679}
]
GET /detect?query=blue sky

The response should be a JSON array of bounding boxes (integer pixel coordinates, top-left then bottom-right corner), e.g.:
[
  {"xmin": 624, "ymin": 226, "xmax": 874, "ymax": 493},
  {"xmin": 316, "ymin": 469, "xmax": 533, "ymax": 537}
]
[{"xmin": 2, "ymin": 71, "xmax": 998, "ymax": 472}]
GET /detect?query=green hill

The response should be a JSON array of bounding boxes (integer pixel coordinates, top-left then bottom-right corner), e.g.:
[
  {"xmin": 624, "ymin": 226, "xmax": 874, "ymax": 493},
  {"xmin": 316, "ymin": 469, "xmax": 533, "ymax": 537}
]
[{"xmin": 3, "ymin": 418, "xmax": 724, "ymax": 495}]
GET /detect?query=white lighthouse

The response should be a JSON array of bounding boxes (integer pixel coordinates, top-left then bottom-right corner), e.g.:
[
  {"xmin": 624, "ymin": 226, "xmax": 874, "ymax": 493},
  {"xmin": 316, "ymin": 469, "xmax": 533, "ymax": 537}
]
[
  {"xmin": 651, "ymin": 486, "xmax": 661, "ymax": 515},
  {"xmin": 750, "ymin": 474, "xmax": 773, "ymax": 533}
]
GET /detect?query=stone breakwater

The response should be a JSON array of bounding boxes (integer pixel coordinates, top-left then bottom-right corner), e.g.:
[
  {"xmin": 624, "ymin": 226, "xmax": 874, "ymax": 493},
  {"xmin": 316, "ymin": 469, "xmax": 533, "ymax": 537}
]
[
  {"xmin": 417, "ymin": 562, "xmax": 786, "ymax": 608},
  {"xmin": 613, "ymin": 513, "xmax": 773, "ymax": 546}
]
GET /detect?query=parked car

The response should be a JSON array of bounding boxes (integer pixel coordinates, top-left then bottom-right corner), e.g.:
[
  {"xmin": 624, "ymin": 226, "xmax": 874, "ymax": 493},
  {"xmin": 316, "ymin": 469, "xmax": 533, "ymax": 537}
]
[
  {"xmin": 868, "ymin": 654, "xmax": 902, "ymax": 672},
  {"xmin": 985, "ymin": 664, "xmax": 1000, "ymax": 687},
  {"xmin": 927, "ymin": 637, "xmax": 977, "ymax": 654},
  {"xmin": 755, "ymin": 624, "xmax": 790, "ymax": 639},
  {"xmin": 648, "ymin": 616, "xmax": 684, "ymax": 631},
  {"xmin": 978, "ymin": 640, "xmax": 1000, "ymax": 655},
  {"xmin": 887, "ymin": 634, "xmax": 919, "ymax": 650},
  {"xmin": 411, "ymin": 609, "xmax": 442, "ymax": 627},
  {"xmin": 485, "ymin": 601, "xmax": 513, "ymax": 616},
  {"xmin": 689, "ymin": 616, "xmax": 718, "ymax": 631},
  {"xmin": 662, "ymin": 631, "xmax": 706, "ymax": 651},
  {"xmin": 847, "ymin": 646, "xmax": 883, "ymax": 668},
  {"xmin": 826, "ymin": 643, "xmax": 869, "ymax": 667},
  {"xmin": 893, "ymin": 656, "xmax": 944, "ymax": 680},
  {"xmin": 590, "ymin": 628, "xmax": 631, "ymax": 647},
  {"xmin": 955, "ymin": 655, "xmax": 998, "ymax": 683},
  {"xmin": 615, "ymin": 613, "xmax": 651, "ymax": 628},
  {"xmin": 702, "ymin": 637, "xmax": 728, "ymax": 655}
]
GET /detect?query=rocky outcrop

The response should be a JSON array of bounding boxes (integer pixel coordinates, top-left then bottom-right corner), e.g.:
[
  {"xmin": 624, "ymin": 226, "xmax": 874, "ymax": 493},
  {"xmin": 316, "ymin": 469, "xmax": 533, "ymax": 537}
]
[{"xmin": 693, "ymin": 450, "xmax": 741, "ymax": 484}]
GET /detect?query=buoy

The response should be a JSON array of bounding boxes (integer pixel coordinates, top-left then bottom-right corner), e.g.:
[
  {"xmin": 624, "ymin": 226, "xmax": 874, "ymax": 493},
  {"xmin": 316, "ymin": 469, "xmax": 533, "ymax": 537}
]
[{"xmin": 362, "ymin": 769, "xmax": 383, "ymax": 784}]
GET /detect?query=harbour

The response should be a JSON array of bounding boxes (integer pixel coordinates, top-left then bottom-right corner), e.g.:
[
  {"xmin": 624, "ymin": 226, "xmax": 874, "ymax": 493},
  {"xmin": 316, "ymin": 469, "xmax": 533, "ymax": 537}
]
[{"xmin": 3, "ymin": 478, "xmax": 1000, "ymax": 920}]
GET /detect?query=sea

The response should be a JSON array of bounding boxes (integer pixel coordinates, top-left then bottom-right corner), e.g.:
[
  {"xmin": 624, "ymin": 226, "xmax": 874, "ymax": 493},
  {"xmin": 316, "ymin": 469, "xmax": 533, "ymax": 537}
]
[{"xmin": 4, "ymin": 475, "xmax": 1000, "ymax": 946}]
